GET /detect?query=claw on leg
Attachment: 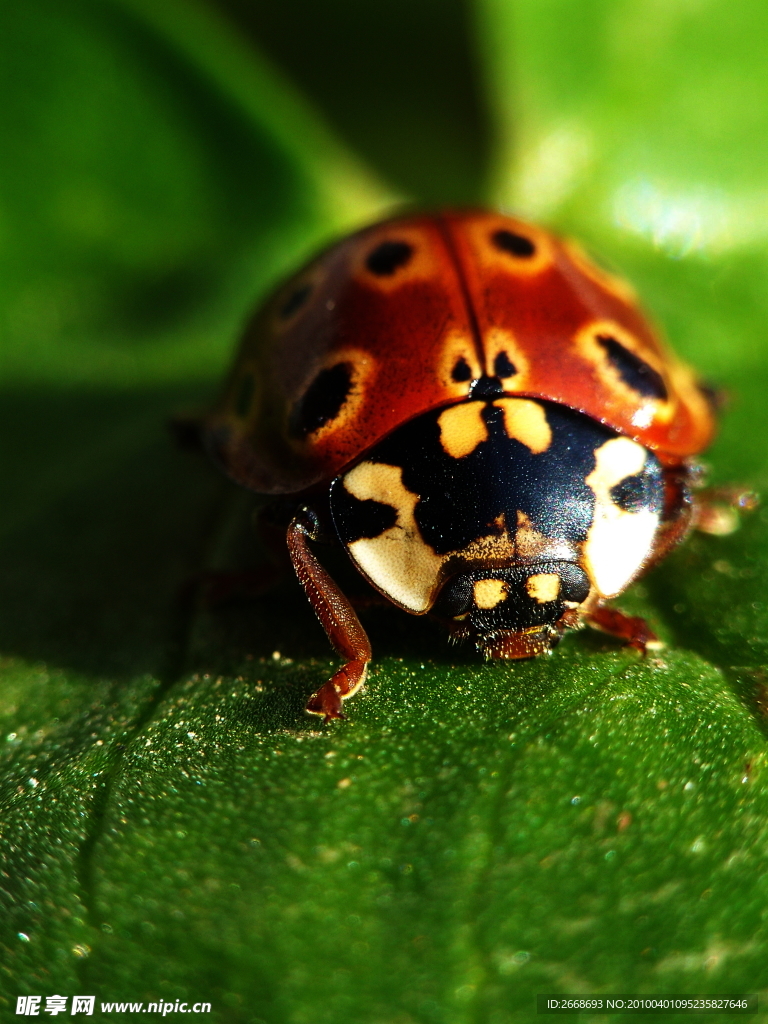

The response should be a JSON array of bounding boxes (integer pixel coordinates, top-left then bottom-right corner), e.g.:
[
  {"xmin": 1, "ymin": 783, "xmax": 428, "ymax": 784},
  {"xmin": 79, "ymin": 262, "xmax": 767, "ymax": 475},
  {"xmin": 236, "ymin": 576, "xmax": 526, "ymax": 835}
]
[
  {"xmin": 287, "ymin": 513, "xmax": 372, "ymax": 722},
  {"xmin": 306, "ymin": 660, "xmax": 369, "ymax": 722}
]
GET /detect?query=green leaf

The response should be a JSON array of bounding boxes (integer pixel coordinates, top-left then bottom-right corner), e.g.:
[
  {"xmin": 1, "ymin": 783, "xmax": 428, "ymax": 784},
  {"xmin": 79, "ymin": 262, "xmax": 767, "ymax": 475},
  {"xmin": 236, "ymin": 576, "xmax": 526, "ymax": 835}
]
[
  {"xmin": 68, "ymin": 650, "xmax": 768, "ymax": 1016},
  {"xmin": 0, "ymin": 0, "xmax": 393, "ymax": 389},
  {"xmin": 3, "ymin": 0, "xmax": 768, "ymax": 1018},
  {"xmin": 478, "ymin": 0, "xmax": 768, "ymax": 770},
  {"xmin": 204, "ymin": 0, "xmax": 493, "ymax": 205},
  {"xmin": 479, "ymin": 0, "xmax": 768, "ymax": 422},
  {"xmin": 0, "ymin": 0, "xmax": 390, "ymax": 1008}
]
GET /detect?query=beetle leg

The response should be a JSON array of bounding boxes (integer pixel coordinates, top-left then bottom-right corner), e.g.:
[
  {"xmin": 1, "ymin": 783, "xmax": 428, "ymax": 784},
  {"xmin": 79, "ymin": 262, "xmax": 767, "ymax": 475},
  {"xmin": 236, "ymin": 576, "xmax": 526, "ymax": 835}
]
[
  {"xmin": 640, "ymin": 465, "xmax": 696, "ymax": 572},
  {"xmin": 583, "ymin": 604, "xmax": 663, "ymax": 654},
  {"xmin": 287, "ymin": 512, "xmax": 372, "ymax": 722}
]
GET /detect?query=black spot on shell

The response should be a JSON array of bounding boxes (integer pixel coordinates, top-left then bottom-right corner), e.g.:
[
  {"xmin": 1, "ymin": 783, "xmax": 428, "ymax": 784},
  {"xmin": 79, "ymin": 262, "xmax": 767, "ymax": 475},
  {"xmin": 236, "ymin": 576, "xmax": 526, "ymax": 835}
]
[
  {"xmin": 610, "ymin": 473, "xmax": 655, "ymax": 513},
  {"xmin": 452, "ymin": 357, "xmax": 472, "ymax": 382},
  {"xmin": 330, "ymin": 480, "xmax": 398, "ymax": 543},
  {"xmin": 366, "ymin": 240, "xmax": 413, "ymax": 276},
  {"xmin": 280, "ymin": 283, "xmax": 312, "ymax": 319},
  {"xmin": 596, "ymin": 335, "xmax": 668, "ymax": 400},
  {"xmin": 492, "ymin": 229, "xmax": 536, "ymax": 258},
  {"xmin": 289, "ymin": 362, "xmax": 353, "ymax": 437},
  {"xmin": 235, "ymin": 374, "xmax": 255, "ymax": 418},
  {"xmin": 493, "ymin": 351, "xmax": 517, "ymax": 378}
]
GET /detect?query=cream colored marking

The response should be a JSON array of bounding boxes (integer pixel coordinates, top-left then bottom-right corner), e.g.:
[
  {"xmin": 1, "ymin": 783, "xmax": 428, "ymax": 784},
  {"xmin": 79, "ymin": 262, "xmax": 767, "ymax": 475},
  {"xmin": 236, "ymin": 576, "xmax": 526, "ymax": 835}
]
[
  {"xmin": 666, "ymin": 355, "xmax": 715, "ymax": 438},
  {"xmin": 494, "ymin": 399, "xmax": 552, "ymax": 453},
  {"xmin": 343, "ymin": 663, "xmax": 368, "ymax": 699},
  {"xmin": 473, "ymin": 578, "xmax": 508, "ymax": 609},
  {"xmin": 438, "ymin": 402, "xmax": 488, "ymax": 459},
  {"xmin": 353, "ymin": 226, "xmax": 441, "ymax": 293},
  {"xmin": 583, "ymin": 438, "xmax": 660, "ymax": 598},
  {"xmin": 470, "ymin": 217, "xmax": 554, "ymax": 277},
  {"xmin": 526, "ymin": 573, "xmax": 561, "ymax": 604},
  {"xmin": 343, "ymin": 462, "xmax": 445, "ymax": 613},
  {"xmin": 461, "ymin": 514, "xmax": 517, "ymax": 562},
  {"xmin": 484, "ymin": 328, "xmax": 529, "ymax": 388},
  {"xmin": 439, "ymin": 328, "xmax": 483, "ymax": 397},
  {"xmin": 461, "ymin": 510, "xmax": 576, "ymax": 566}
]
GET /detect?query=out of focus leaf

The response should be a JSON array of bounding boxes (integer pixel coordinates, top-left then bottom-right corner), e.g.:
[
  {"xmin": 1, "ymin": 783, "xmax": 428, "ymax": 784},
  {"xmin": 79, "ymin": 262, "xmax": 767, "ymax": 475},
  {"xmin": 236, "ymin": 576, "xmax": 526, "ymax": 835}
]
[
  {"xmin": 0, "ymin": 0, "xmax": 392, "ymax": 388},
  {"xmin": 0, "ymin": 0, "xmax": 391, "ymax": 1009},
  {"xmin": 207, "ymin": 0, "xmax": 492, "ymax": 205},
  {"xmin": 3, "ymin": 0, "xmax": 768, "ymax": 1019}
]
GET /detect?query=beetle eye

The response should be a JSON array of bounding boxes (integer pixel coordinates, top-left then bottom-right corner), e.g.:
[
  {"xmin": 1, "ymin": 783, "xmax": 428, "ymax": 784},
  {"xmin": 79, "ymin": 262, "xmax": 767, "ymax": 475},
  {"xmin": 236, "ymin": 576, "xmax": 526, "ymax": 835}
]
[
  {"xmin": 596, "ymin": 334, "xmax": 668, "ymax": 400},
  {"xmin": 492, "ymin": 229, "xmax": 536, "ymax": 258},
  {"xmin": 434, "ymin": 574, "xmax": 474, "ymax": 618},
  {"xmin": 555, "ymin": 564, "xmax": 591, "ymax": 604},
  {"xmin": 289, "ymin": 362, "xmax": 353, "ymax": 436},
  {"xmin": 366, "ymin": 240, "xmax": 413, "ymax": 276}
]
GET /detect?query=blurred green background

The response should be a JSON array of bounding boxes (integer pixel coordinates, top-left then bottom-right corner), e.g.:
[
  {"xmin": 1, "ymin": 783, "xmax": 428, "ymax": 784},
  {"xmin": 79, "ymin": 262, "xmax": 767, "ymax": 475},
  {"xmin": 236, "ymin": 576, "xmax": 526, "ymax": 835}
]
[{"xmin": 2, "ymin": 0, "xmax": 768, "ymax": 1020}]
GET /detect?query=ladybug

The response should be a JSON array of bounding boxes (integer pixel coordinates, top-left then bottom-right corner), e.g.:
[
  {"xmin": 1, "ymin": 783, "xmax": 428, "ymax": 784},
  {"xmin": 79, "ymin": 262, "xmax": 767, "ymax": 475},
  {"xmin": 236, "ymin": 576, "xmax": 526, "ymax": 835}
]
[{"xmin": 200, "ymin": 210, "xmax": 743, "ymax": 722}]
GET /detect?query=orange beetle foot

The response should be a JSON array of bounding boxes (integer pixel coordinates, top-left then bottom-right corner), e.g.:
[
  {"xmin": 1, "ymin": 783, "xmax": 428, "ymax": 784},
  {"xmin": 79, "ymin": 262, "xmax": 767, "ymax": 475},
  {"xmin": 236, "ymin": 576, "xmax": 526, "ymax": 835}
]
[
  {"xmin": 306, "ymin": 681, "xmax": 346, "ymax": 722},
  {"xmin": 305, "ymin": 660, "xmax": 368, "ymax": 722},
  {"xmin": 584, "ymin": 605, "xmax": 663, "ymax": 655},
  {"xmin": 288, "ymin": 516, "xmax": 372, "ymax": 722}
]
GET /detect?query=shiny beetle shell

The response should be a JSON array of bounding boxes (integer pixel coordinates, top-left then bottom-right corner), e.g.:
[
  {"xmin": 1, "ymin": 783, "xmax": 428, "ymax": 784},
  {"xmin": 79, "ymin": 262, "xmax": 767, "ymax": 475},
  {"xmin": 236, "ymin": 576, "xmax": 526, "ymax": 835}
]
[
  {"xmin": 206, "ymin": 211, "xmax": 714, "ymax": 497},
  {"xmin": 200, "ymin": 210, "xmax": 724, "ymax": 721}
]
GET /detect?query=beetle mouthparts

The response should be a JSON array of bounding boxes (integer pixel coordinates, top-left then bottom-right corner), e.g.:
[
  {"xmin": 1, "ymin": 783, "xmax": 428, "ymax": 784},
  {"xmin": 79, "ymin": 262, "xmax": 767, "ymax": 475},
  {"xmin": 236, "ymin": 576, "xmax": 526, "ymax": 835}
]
[{"xmin": 478, "ymin": 625, "xmax": 562, "ymax": 660}]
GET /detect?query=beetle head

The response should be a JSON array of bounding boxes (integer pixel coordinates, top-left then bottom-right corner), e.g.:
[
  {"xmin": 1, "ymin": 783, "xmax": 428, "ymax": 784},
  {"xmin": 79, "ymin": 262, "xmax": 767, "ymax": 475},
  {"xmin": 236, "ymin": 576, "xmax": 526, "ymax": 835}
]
[{"xmin": 434, "ymin": 560, "xmax": 591, "ymax": 658}]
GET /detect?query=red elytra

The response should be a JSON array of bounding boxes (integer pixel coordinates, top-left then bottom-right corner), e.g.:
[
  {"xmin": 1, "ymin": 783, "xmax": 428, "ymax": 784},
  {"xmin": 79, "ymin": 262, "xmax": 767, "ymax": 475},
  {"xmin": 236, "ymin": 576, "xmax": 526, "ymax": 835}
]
[{"xmin": 205, "ymin": 210, "xmax": 715, "ymax": 497}]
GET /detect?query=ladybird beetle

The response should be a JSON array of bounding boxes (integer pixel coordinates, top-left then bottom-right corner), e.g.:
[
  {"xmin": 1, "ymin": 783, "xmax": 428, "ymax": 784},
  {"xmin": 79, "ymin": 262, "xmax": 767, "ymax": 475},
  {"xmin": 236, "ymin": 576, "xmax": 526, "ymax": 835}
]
[{"xmin": 201, "ymin": 210, "xmax": 746, "ymax": 722}]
